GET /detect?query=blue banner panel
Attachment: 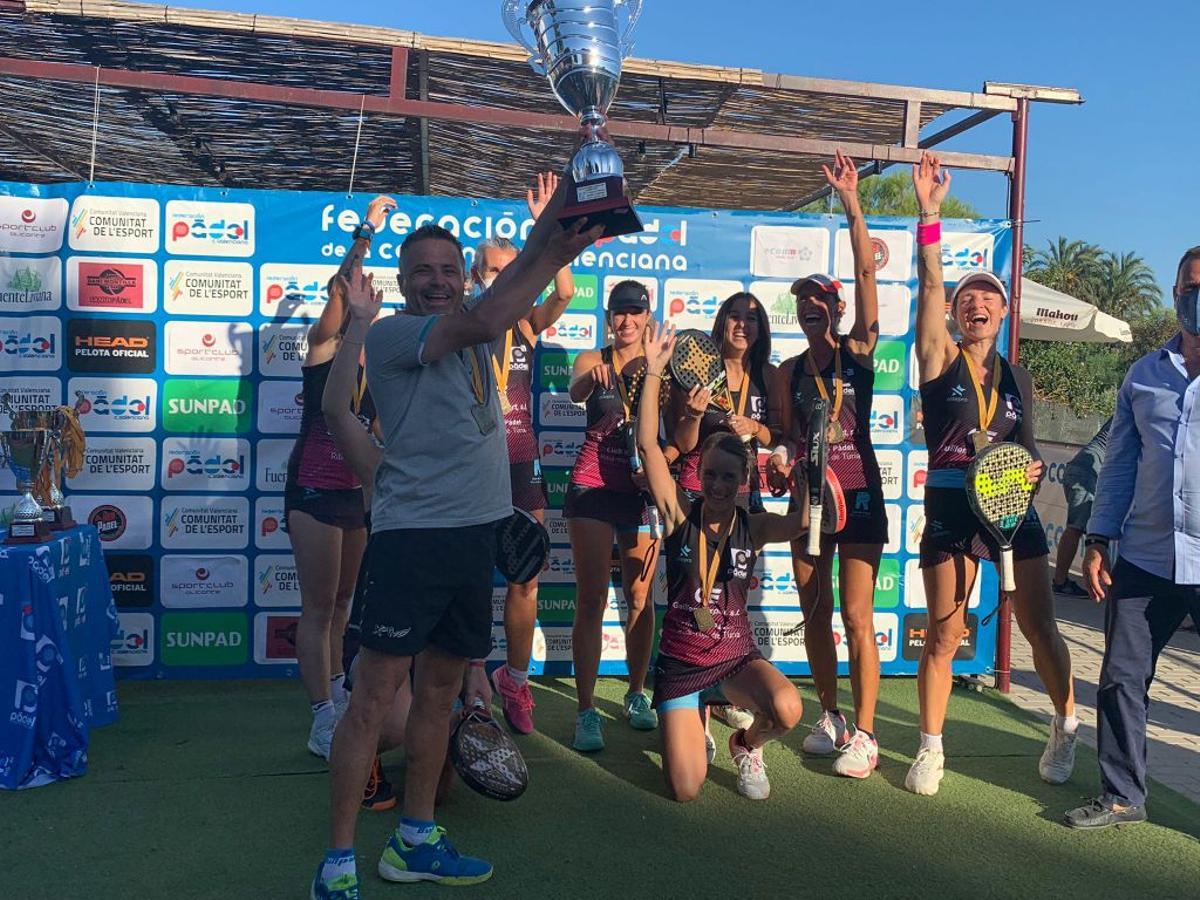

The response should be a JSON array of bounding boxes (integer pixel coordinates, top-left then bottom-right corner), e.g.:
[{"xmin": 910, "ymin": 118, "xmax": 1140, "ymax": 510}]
[{"xmin": 0, "ymin": 181, "xmax": 1010, "ymax": 679}]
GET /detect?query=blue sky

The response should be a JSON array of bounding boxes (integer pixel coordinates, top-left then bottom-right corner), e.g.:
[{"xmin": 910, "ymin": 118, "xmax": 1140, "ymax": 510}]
[{"xmin": 189, "ymin": 0, "xmax": 1197, "ymax": 298}]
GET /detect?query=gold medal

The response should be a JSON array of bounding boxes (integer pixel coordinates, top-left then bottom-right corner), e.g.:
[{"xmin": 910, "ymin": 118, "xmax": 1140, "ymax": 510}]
[
  {"xmin": 806, "ymin": 343, "xmax": 844, "ymax": 442},
  {"xmin": 696, "ymin": 511, "xmax": 734, "ymax": 635},
  {"xmin": 492, "ymin": 328, "xmax": 515, "ymax": 419},
  {"xmin": 961, "ymin": 345, "xmax": 1002, "ymax": 456}
]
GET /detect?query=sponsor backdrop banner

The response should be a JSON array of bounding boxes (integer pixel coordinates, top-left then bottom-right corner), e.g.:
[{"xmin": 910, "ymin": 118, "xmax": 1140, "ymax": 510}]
[{"xmin": 0, "ymin": 181, "xmax": 1011, "ymax": 680}]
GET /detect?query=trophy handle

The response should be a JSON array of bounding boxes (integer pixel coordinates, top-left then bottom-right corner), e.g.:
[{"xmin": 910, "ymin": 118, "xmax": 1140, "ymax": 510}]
[
  {"xmin": 614, "ymin": 0, "xmax": 644, "ymax": 57},
  {"xmin": 501, "ymin": 0, "xmax": 547, "ymax": 76}
]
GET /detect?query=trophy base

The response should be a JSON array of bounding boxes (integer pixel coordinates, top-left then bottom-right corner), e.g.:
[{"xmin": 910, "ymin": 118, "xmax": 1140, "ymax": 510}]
[
  {"xmin": 5, "ymin": 518, "xmax": 52, "ymax": 544},
  {"xmin": 561, "ymin": 175, "xmax": 644, "ymax": 238},
  {"xmin": 43, "ymin": 507, "xmax": 75, "ymax": 531}
]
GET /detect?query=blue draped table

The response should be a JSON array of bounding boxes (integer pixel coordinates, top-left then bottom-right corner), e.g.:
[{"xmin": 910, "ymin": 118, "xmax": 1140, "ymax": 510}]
[{"xmin": 0, "ymin": 525, "xmax": 119, "ymax": 790}]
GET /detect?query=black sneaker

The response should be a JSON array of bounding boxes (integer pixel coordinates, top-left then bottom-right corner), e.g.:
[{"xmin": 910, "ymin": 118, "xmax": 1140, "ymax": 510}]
[
  {"xmin": 1064, "ymin": 798, "xmax": 1147, "ymax": 830},
  {"xmin": 1053, "ymin": 580, "xmax": 1090, "ymax": 599},
  {"xmin": 362, "ymin": 755, "xmax": 397, "ymax": 812}
]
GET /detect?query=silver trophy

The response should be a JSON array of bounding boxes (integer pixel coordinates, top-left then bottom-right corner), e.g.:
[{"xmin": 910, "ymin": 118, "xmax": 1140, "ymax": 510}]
[
  {"xmin": 1, "ymin": 397, "xmax": 53, "ymax": 544},
  {"xmin": 503, "ymin": 0, "xmax": 644, "ymax": 236}
]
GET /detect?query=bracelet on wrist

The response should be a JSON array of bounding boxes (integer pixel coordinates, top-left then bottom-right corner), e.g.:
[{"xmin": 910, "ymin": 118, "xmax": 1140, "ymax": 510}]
[
  {"xmin": 645, "ymin": 371, "xmax": 664, "ymax": 380},
  {"xmin": 352, "ymin": 221, "xmax": 376, "ymax": 241},
  {"xmin": 1084, "ymin": 534, "xmax": 1111, "ymax": 549}
]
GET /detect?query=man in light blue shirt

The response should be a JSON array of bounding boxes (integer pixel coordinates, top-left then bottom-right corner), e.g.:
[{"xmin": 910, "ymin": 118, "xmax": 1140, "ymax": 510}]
[{"xmin": 1065, "ymin": 246, "xmax": 1200, "ymax": 830}]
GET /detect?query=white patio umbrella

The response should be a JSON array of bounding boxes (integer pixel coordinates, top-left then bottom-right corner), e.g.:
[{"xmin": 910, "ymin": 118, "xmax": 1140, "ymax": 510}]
[{"xmin": 1018, "ymin": 278, "xmax": 1132, "ymax": 344}]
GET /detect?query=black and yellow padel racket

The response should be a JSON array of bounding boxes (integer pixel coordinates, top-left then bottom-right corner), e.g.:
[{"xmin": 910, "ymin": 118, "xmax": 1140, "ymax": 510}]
[{"xmin": 965, "ymin": 442, "xmax": 1036, "ymax": 592}]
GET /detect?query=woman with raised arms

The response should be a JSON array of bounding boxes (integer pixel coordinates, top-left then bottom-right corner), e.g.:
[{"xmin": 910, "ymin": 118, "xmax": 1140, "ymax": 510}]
[
  {"xmin": 767, "ymin": 152, "xmax": 888, "ymax": 778},
  {"xmin": 906, "ymin": 151, "xmax": 1076, "ymax": 796}
]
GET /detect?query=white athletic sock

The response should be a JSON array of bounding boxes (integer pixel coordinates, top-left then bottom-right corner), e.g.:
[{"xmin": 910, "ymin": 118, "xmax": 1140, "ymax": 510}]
[
  {"xmin": 398, "ymin": 817, "xmax": 435, "ymax": 847},
  {"xmin": 1057, "ymin": 714, "xmax": 1080, "ymax": 735},
  {"xmin": 312, "ymin": 699, "xmax": 335, "ymax": 728},
  {"xmin": 321, "ymin": 849, "xmax": 356, "ymax": 883},
  {"xmin": 919, "ymin": 732, "xmax": 943, "ymax": 753},
  {"xmin": 506, "ymin": 666, "xmax": 529, "ymax": 685}
]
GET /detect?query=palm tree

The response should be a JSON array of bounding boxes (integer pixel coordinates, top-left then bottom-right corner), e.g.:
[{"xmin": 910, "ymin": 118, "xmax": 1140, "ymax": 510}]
[
  {"xmin": 1025, "ymin": 237, "xmax": 1103, "ymax": 300},
  {"xmin": 1091, "ymin": 251, "xmax": 1162, "ymax": 321}
]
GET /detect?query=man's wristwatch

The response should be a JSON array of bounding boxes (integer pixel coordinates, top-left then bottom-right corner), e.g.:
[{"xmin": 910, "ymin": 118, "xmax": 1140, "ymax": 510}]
[
  {"xmin": 352, "ymin": 221, "xmax": 376, "ymax": 241},
  {"xmin": 1084, "ymin": 534, "xmax": 1111, "ymax": 550}
]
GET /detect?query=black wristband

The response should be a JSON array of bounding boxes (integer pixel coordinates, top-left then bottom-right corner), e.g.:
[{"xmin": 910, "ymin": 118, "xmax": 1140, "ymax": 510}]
[
  {"xmin": 1084, "ymin": 534, "xmax": 1110, "ymax": 549},
  {"xmin": 352, "ymin": 221, "xmax": 376, "ymax": 241}
]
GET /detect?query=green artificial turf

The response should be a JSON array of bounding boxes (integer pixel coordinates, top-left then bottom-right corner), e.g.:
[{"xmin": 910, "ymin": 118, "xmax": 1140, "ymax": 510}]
[{"xmin": 4, "ymin": 677, "xmax": 1199, "ymax": 899}]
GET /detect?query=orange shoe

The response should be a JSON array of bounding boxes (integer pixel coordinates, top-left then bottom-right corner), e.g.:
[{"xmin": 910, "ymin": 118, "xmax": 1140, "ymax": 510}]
[{"xmin": 362, "ymin": 755, "xmax": 397, "ymax": 812}]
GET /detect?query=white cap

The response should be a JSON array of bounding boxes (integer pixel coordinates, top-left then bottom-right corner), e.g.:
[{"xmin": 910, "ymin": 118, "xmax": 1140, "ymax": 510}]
[{"xmin": 951, "ymin": 271, "xmax": 1009, "ymax": 306}]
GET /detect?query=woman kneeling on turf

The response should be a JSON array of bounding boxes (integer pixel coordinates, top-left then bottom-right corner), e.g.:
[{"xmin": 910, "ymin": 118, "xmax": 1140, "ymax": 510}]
[{"xmin": 637, "ymin": 322, "xmax": 805, "ymax": 802}]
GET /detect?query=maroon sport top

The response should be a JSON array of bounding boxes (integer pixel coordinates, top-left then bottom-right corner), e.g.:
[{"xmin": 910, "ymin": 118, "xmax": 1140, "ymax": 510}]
[
  {"xmin": 492, "ymin": 323, "xmax": 539, "ymax": 465},
  {"xmin": 659, "ymin": 502, "xmax": 757, "ymax": 667}
]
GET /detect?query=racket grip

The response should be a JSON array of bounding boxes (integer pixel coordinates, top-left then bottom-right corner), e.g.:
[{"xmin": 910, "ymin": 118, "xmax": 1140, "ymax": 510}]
[
  {"xmin": 1000, "ymin": 548, "xmax": 1016, "ymax": 592},
  {"xmin": 646, "ymin": 503, "xmax": 663, "ymax": 540},
  {"xmin": 807, "ymin": 505, "xmax": 822, "ymax": 556}
]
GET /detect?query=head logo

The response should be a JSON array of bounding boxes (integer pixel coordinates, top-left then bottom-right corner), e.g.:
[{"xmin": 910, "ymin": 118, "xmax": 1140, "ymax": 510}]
[
  {"xmin": 21, "ymin": 209, "xmax": 35, "ymax": 224},
  {"xmin": 202, "ymin": 333, "xmax": 216, "ymax": 348},
  {"xmin": 195, "ymin": 568, "xmax": 210, "ymax": 581},
  {"xmin": 89, "ymin": 505, "xmax": 127, "ymax": 542}
]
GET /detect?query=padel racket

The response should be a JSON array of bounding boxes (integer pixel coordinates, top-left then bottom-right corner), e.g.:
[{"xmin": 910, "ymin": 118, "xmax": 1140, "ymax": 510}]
[
  {"xmin": 449, "ymin": 699, "xmax": 529, "ymax": 802},
  {"xmin": 670, "ymin": 330, "xmax": 725, "ymax": 394},
  {"xmin": 669, "ymin": 330, "xmax": 754, "ymax": 443},
  {"xmin": 792, "ymin": 464, "xmax": 848, "ymax": 538},
  {"xmin": 965, "ymin": 442, "xmax": 1036, "ymax": 592},
  {"xmin": 805, "ymin": 398, "xmax": 831, "ymax": 556},
  {"xmin": 495, "ymin": 508, "xmax": 550, "ymax": 585}
]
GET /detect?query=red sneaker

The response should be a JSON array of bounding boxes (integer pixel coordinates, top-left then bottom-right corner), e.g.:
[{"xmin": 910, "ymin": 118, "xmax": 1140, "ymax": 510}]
[{"xmin": 491, "ymin": 665, "xmax": 536, "ymax": 735}]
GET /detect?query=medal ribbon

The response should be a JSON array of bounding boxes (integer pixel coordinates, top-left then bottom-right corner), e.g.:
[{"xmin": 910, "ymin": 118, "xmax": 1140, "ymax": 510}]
[
  {"xmin": 613, "ymin": 355, "xmax": 635, "ymax": 422},
  {"xmin": 465, "ymin": 347, "xmax": 487, "ymax": 405},
  {"xmin": 805, "ymin": 344, "xmax": 842, "ymax": 434},
  {"xmin": 491, "ymin": 327, "xmax": 514, "ymax": 400},
  {"xmin": 730, "ymin": 368, "xmax": 750, "ymax": 419},
  {"xmin": 698, "ymin": 513, "xmax": 735, "ymax": 621},
  {"xmin": 960, "ymin": 344, "xmax": 1001, "ymax": 440}
]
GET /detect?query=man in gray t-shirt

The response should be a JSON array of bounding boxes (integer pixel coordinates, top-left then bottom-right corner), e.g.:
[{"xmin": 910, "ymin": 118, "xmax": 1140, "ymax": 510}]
[{"xmin": 314, "ymin": 185, "xmax": 601, "ymax": 895}]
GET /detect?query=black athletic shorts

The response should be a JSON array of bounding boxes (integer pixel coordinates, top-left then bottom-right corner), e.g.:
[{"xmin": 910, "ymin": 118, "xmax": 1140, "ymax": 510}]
[
  {"xmin": 788, "ymin": 485, "xmax": 889, "ymax": 546},
  {"xmin": 510, "ymin": 458, "xmax": 548, "ymax": 514},
  {"xmin": 562, "ymin": 483, "xmax": 647, "ymax": 530},
  {"xmin": 919, "ymin": 486, "xmax": 1049, "ymax": 568},
  {"xmin": 284, "ymin": 483, "xmax": 367, "ymax": 530},
  {"xmin": 358, "ymin": 522, "xmax": 500, "ymax": 659}
]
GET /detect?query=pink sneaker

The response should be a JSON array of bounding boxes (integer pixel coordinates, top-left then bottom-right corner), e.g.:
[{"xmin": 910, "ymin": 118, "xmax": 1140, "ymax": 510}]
[
  {"xmin": 491, "ymin": 665, "xmax": 536, "ymax": 735},
  {"xmin": 832, "ymin": 728, "xmax": 879, "ymax": 779}
]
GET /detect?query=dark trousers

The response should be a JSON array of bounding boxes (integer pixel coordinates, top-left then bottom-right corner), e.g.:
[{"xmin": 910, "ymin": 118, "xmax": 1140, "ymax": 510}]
[{"xmin": 1097, "ymin": 557, "xmax": 1200, "ymax": 807}]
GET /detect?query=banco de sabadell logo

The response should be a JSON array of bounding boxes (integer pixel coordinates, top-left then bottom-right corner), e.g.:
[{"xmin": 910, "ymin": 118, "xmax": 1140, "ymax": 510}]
[{"xmin": 162, "ymin": 379, "xmax": 252, "ymax": 433}]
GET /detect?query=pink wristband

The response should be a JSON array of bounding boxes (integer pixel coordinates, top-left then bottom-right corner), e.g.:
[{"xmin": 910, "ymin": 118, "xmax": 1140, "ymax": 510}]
[{"xmin": 917, "ymin": 222, "xmax": 941, "ymax": 246}]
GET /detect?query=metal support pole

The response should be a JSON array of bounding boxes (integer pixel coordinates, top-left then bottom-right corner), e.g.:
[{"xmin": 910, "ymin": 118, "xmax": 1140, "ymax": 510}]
[{"xmin": 995, "ymin": 97, "xmax": 1029, "ymax": 694}]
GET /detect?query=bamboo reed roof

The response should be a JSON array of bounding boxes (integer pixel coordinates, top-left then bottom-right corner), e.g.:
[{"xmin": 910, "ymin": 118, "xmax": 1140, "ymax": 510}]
[{"xmin": 0, "ymin": 0, "xmax": 1028, "ymax": 209}]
